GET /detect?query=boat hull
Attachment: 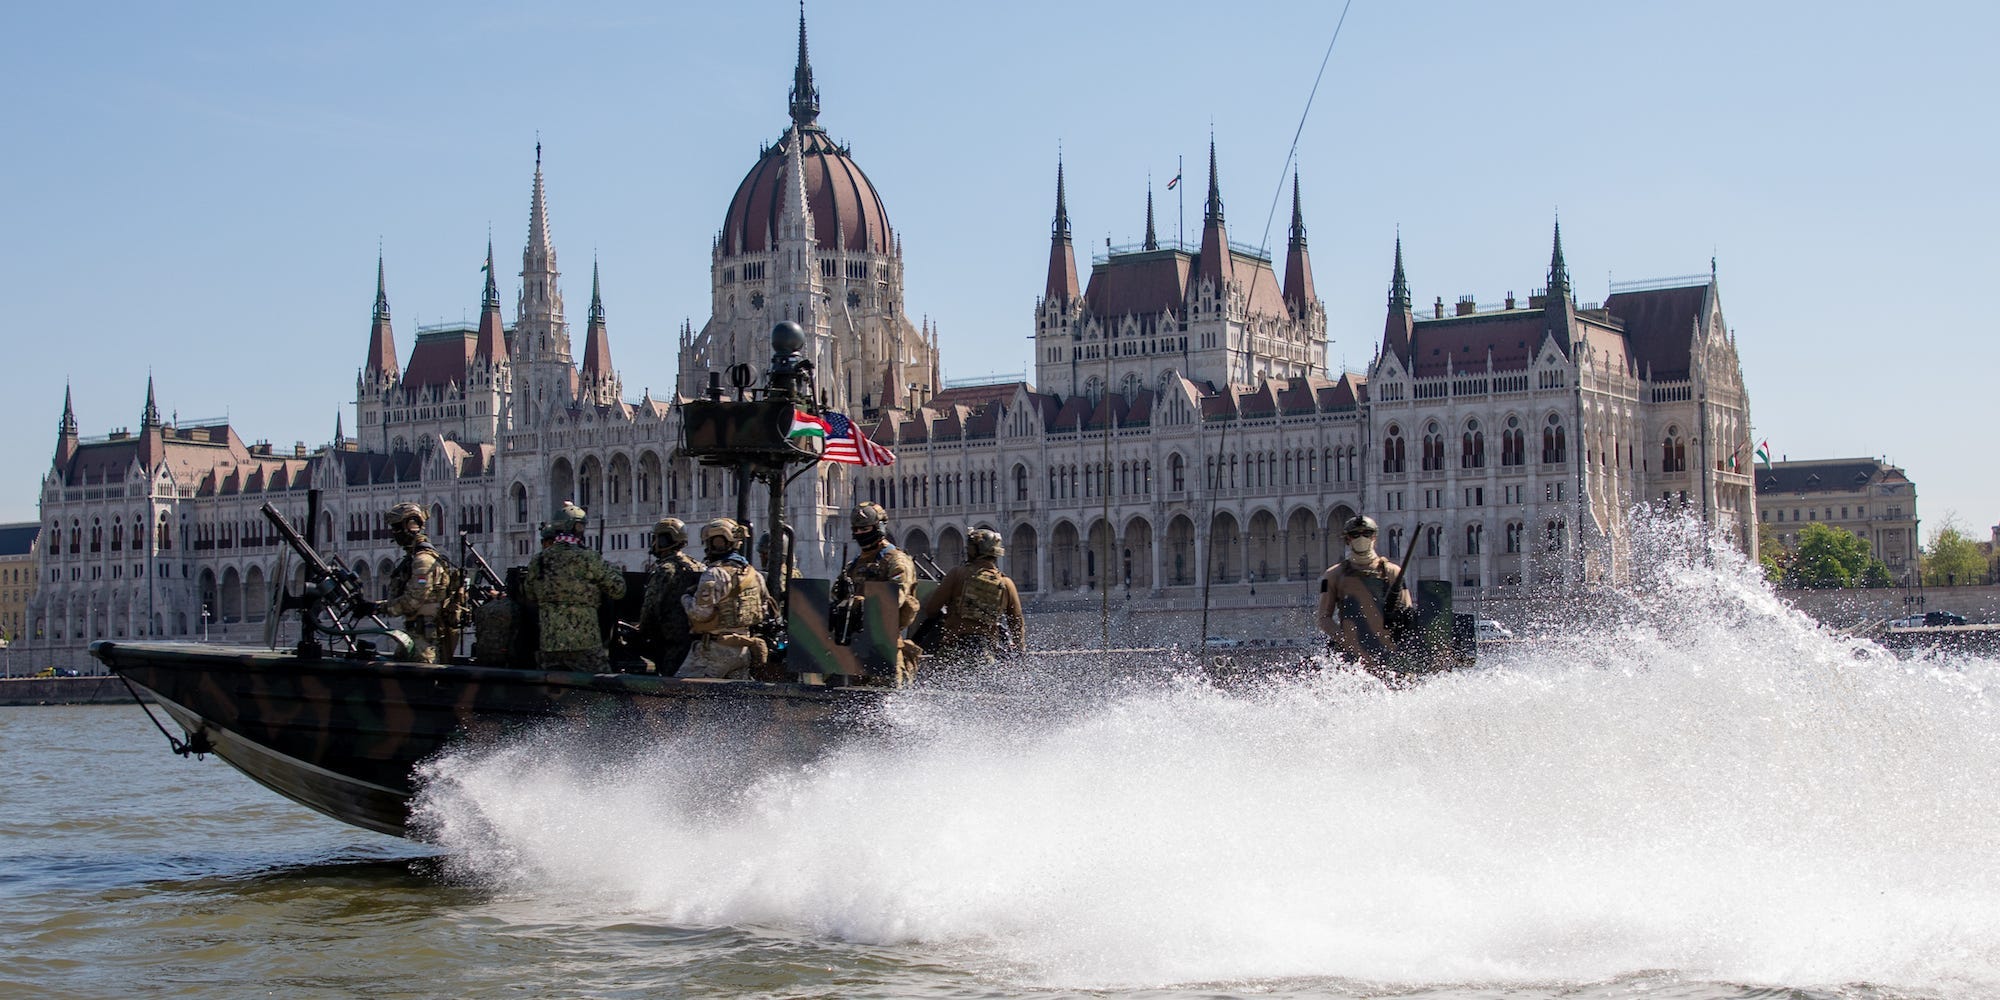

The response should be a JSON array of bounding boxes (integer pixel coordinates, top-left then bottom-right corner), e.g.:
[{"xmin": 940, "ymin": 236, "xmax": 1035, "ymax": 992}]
[{"xmin": 90, "ymin": 640, "xmax": 876, "ymax": 838}]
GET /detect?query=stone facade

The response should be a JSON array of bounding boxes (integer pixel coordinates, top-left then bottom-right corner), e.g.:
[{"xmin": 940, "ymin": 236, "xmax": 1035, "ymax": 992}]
[
  {"xmin": 1756, "ymin": 458, "xmax": 1919, "ymax": 576},
  {"xmin": 0, "ymin": 522, "xmax": 38, "ymax": 649},
  {"xmin": 23, "ymin": 12, "xmax": 1758, "ymax": 667}
]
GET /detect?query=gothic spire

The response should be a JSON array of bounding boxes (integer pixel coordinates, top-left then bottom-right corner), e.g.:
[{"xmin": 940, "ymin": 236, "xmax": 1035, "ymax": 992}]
[
  {"xmin": 1203, "ymin": 137, "xmax": 1224, "ymax": 224},
  {"xmin": 1287, "ymin": 170, "xmax": 1307, "ymax": 249},
  {"xmin": 1144, "ymin": 182, "xmax": 1158, "ymax": 251},
  {"xmin": 141, "ymin": 375, "xmax": 161, "ymax": 428},
  {"xmin": 777, "ymin": 119, "xmax": 815, "ymax": 244},
  {"xmin": 1390, "ymin": 234, "xmax": 1410, "ymax": 311},
  {"xmin": 1547, "ymin": 216, "xmax": 1570, "ymax": 302},
  {"xmin": 365, "ymin": 253, "xmax": 399, "ymax": 378},
  {"xmin": 580, "ymin": 258, "xmax": 614, "ymax": 381},
  {"xmin": 1382, "ymin": 236, "xmax": 1415, "ymax": 362},
  {"xmin": 789, "ymin": 2, "xmax": 820, "ymax": 128},
  {"xmin": 474, "ymin": 238, "xmax": 505, "ymax": 366},
  {"xmin": 1044, "ymin": 156, "xmax": 1079, "ymax": 305},
  {"xmin": 482, "ymin": 237, "xmax": 500, "ymax": 309},
  {"xmin": 588, "ymin": 256, "xmax": 605, "ymax": 326},
  {"xmin": 60, "ymin": 382, "xmax": 77, "ymax": 436},
  {"xmin": 1283, "ymin": 171, "xmax": 1315, "ymax": 313},
  {"xmin": 1195, "ymin": 138, "xmax": 1232, "ymax": 290},
  {"xmin": 527, "ymin": 148, "xmax": 553, "ymax": 264},
  {"xmin": 1052, "ymin": 156, "xmax": 1071, "ymax": 241}
]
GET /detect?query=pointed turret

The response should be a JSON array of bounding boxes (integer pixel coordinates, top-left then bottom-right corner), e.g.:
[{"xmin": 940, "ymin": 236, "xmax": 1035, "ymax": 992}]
[
  {"xmin": 789, "ymin": 4, "xmax": 820, "ymax": 128},
  {"xmin": 580, "ymin": 258, "xmax": 614, "ymax": 382},
  {"xmin": 1282, "ymin": 171, "xmax": 1316, "ymax": 313},
  {"xmin": 364, "ymin": 253, "xmax": 399, "ymax": 379},
  {"xmin": 1043, "ymin": 158, "xmax": 1079, "ymax": 304},
  {"xmin": 334, "ymin": 410, "xmax": 345, "ymax": 449},
  {"xmin": 475, "ymin": 238, "xmax": 505, "ymax": 366},
  {"xmin": 527, "ymin": 142, "xmax": 553, "ymax": 264},
  {"xmin": 1194, "ymin": 139, "xmax": 1233, "ymax": 292},
  {"xmin": 55, "ymin": 383, "xmax": 79, "ymax": 469},
  {"xmin": 137, "ymin": 375, "xmax": 164, "ymax": 471},
  {"xmin": 1382, "ymin": 236, "xmax": 1414, "ymax": 362},
  {"xmin": 777, "ymin": 122, "xmax": 815, "ymax": 245},
  {"xmin": 1543, "ymin": 217, "xmax": 1575, "ymax": 351},
  {"xmin": 1547, "ymin": 217, "xmax": 1571, "ymax": 304},
  {"xmin": 1143, "ymin": 183, "xmax": 1159, "ymax": 251}
]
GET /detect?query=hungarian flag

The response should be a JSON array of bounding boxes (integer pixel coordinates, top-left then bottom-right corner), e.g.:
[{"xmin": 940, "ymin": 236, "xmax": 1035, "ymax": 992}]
[
  {"xmin": 788, "ymin": 410, "xmax": 829, "ymax": 440},
  {"xmin": 1165, "ymin": 172, "xmax": 1182, "ymax": 190},
  {"xmin": 1755, "ymin": 439, "xmax": 1772, "ymax": 468},
  {"xmin": 820, "ymin": 411, "xmax": 896, "ymax": 466}
]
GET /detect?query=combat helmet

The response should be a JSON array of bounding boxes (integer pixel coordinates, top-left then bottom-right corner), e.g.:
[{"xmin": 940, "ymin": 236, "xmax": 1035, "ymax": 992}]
[
  {"xmin": 701, "ymin": 517, "xmax": 742, "ymax": 548},
  {"xmin": 553, "ymin": 501, "xmax": 587, "ymax": 531},
  {"xmin": 653, "ymin": 517, "xmax": 687, "ymax": 549},
  {"xmin": 1342, "ymin": 514, "xmax": 1379, "ymax": 538},
  {"xmin": 967, "ymin": 527, "xmax": 1005, "ymax": 560},
  {"xmin": 851, "ymin": 501, "xmax": 888, "ymax": 531},
  {"xmin": 384, "ymin": 501, "xmax": 427, "ymax": 528}
]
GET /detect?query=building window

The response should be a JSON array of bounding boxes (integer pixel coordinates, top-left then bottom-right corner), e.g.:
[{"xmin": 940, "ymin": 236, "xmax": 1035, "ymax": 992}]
[
  {"xmin": 1542, "ymin": 414, "xmax": 1567, "ymax": 464},
  {"xmin": 1461, "ymin": 420, "xmax": 1485, "ymax": 469},
  {"xmin": 1466, "ymin": 523, "xmax": 1483, "ymax": 555},
  {"xmin": 1383, "ymin": 425, "xmax": 1406, "ymax": 473}
]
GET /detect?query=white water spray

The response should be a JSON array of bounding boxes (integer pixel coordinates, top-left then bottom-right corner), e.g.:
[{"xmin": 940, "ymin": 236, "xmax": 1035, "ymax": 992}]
[{"xmin": 415, "ymin": 523, "xmax": 2000, "ymax": 994}]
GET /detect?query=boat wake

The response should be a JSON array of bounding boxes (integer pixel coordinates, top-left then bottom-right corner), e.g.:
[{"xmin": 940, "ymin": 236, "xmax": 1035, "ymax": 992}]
[{"xmin": 413, "ymin": 522, "xmax": 2000, "ymax": 995}]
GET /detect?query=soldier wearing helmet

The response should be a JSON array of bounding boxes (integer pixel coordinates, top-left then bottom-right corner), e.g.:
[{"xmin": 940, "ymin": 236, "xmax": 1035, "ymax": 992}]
[
  {"xmin": 519, "ymin": 501, "xmax": 626, "ymax": 671},
  {"xmin": 359, "ymin": 501, "xmax": 454, "ymax": 664},
  {"xmin": 913, "ymin": 526, "xmax": 1026, "ymax": 665},
  {"xmin": 1316, "ymin": 514, "xmax": 1414, "ymax": 678},
  {"xmin": 636, "ymin": 517, "xmax": 702, "ymax": 674},
  {"xmin": 675, "ymin": 517, "xmax": 776, "ymax": 679},
  {"xmin": 836, "ymin": 500, "xmax": 922, "ymax": 683}
]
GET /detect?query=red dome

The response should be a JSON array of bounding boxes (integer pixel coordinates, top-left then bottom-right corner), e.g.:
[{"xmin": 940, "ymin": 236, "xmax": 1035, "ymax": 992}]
[{"xmin": 721, "ymin": 125, "xmax": 892, "ymax": 257}]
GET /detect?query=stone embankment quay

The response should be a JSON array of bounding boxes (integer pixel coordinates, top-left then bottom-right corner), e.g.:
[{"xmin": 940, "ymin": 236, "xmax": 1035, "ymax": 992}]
[{"xmin": 0, "ymin": 675, "xmax": 147, "ymax": 707}]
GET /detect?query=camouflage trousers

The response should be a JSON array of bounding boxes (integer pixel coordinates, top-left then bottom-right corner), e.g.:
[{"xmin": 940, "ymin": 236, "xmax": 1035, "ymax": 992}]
[
  {"xmin": 538, "ymin": 646, "xmax": 610, "ymax": 672},
  {"xmin": 673, "ymin": 638, "xmax": 754, "ymax": 680},
  {"xmin": 400, "ymin": 618, "xmax": 441, "ymax": 665}
]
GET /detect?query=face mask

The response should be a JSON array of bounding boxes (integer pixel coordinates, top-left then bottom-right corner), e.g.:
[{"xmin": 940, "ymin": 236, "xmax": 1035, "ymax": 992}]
[
  {"xmin": 854, "ymin": 527, "xmax": 885, "ymax": 547},
  {"xmin": 1348, "ymin": 536, "xmax": 1375, "ymax": 557}
]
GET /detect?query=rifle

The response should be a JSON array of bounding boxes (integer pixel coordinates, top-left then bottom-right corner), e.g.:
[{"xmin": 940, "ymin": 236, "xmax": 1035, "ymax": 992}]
[
  {"xmin": 260, "ymin": 501, "xmax": 394, "ymax": 657},
  {"xmin": 831, "ymin": 543, "xmax": 859, "ymax": 644},
  {"xmin": 459, "ymin": 532, "xmax": 506, "ymax": 594},
  {"xmin": 913, "ymin": 551, "xmax": 945, "ymax": 582}
]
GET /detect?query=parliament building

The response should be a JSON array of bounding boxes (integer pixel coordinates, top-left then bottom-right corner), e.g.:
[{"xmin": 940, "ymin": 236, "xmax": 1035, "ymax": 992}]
[{"xmin": 23, "ymin": 14, "xmax": 1756, "ymax": 665}]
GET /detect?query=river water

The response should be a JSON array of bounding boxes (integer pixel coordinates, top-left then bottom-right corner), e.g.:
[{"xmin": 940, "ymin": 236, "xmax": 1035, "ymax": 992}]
[{"xmin": 4, "ymin": 534, "xmax": 1999, "ymax": 999}]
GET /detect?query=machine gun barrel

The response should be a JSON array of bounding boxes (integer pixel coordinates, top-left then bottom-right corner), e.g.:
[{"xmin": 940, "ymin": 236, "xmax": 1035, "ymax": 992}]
[
  {"xmin": 259, "ymin": 503, "xmax": 391, "ymax": 635},
  {"xmin": 459, "ymin": 533, "xmax": 506, "ymax": 593}
]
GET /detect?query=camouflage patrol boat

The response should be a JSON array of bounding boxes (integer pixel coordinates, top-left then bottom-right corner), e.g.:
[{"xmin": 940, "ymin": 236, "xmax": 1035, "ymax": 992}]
[{"xmin": 93, "ymin": 323, "xmax": 915, "ymax": 840}]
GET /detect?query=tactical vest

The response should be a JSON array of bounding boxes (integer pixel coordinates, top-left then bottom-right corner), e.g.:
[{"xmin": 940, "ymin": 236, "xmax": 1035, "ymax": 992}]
[
  {"xmin": 957, "ymin": 565, "xmax": 1007, "ymax": 627},
  {"xmin": 716, "ymin": 564, "xmax": 767, "ymax": 632}
]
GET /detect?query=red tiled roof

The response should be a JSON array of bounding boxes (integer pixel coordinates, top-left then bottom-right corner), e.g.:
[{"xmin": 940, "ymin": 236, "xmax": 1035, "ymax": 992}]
[
  {"xmin": 403, "ymin": 328, "xmax": 478, "ymax": 392},
  {"xmin": 1408, "ymin": 311, "xmax": 1547, "ymax": 378},
  {"xmin": 1604, "ymin": 283, "xmax": 1709, "ymax": 381},
  {"xmin": 1084, "ymin": 251, "xmax": 1189, "ymax": 321}
]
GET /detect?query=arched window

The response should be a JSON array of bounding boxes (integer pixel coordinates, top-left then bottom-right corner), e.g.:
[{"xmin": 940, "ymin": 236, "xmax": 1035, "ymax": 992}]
[
  {"xmin": 1421, "ymin": 421, "xmax": 1445, "ymax": 471},
  {"xmin": 1662, "ymin": 425, "xmax": 1687, "ymax": 473},
  {"xmin": 1425, "ymin": 525, "xmax": 1442, "ymax": 557},
  {"xmin": 1466, "ymin": 522, "xmax": 1483, "ymax": 555},
  {"xmin": 1383, "ymin": 425, "xmax": 1406, "ymax": 473},
  {"xmin": 1015, "ymin": 464, "xmax": 1029, "ymax": 502},
  {"xmin": 1543, "ymin": 414, "xmax": 1567, "ymax": 464},
  {"xmin": 1506, "ymin": 521, "xmax": 1524, "ymax": 554},
  {"xmin": 1171, "ymin": 453, "xmax": 1186, "ymax": 492},
  {"xmin": 1462, "ymin": 419, "xmax": 1485, "ymax": 469}
]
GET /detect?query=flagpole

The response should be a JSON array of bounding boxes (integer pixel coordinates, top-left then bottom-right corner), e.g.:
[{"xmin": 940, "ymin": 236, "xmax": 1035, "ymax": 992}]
[{"xmin": 1177, "ymin": 154, "xmax": 1184, "ymax": 248}]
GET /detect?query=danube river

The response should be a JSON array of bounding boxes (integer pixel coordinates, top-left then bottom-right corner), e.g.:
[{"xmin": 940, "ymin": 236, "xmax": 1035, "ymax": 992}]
[{"xmin": 4, "ymin": 554, "xmax": 1999, "ymax": 998}]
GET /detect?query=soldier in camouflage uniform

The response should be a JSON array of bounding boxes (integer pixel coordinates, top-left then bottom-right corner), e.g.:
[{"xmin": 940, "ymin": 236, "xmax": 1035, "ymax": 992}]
[
  {"xmin": 676, "ymin": 518, "xmax": 775, "ymax": 679},
  {"xmin": 520, "ymin": 502, "xmax": 626, "ymax": 672},
  {"xmin": 356, "ymin": 501, "xmax": 454, "ymax": 664},
  {"xmin": 836, "ymin": 501, "xmax": 922, "ymax": 683},
  {"xmin": 913, "ymin": 527, "xmax": 1026, "ymax": 665},
  {"xmin": 636, "ymin": 517, "xmax": 703, "ymax": 674}
]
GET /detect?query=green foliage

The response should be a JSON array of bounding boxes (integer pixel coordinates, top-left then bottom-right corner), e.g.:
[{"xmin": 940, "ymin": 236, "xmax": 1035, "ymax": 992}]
[
  {"xmin": 1923, "ymin": 515, "xmax": 1986, "ymax": 586},
  {"xmin": 1859, "ymin": 558, "xmax": 1895, "ymax": 588},
  {"xmin": 1784, "ymin": 522, "xmax": 1874, "ymax": 590},
  {"xmin": 1756, "ymin": 525, "xmax": 1789, "ymax": 584}
]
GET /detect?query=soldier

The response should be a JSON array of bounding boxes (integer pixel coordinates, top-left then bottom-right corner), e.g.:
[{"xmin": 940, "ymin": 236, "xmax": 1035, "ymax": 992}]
[
  {"xmin": 355, "ymin": 501, "xmax": 455, "ymax": 664},
  {"xmin": 519, "ymin": 502, "xmax": 626, "ymax": 672},
  {"xmin": 912, "ymin": 527, "xmax": 1026, "ymax": 665},
  {"xmin": 1315, "ymin": 515, "xmax": 1415, "ymax": 680},
  {"xmin": 636, "ymin": 517, "xmax": 703, "ymax": 674},
  {"xmin": 676, "ymin": 518, "xmax": 776, "ymax": 679},
  {"xmin": 836, "ymin": 500, "xmax": 922, "ymax": 683}
]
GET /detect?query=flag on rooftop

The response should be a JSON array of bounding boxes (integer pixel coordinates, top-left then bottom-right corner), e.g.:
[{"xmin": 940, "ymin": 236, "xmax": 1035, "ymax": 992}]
[
  {"xmin": 1755, "ymin": 439, "xmax": 1772, "ymax": 468},
  {"xmin": 1165, "ymin": 172, "xmax": 1181, "ymax": 190},
  {"xmin": 820, "ymin": 411, "xmax": 895, "ymax": 466}
]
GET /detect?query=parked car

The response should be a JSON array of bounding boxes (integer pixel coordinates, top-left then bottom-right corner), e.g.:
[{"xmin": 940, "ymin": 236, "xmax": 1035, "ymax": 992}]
[
  {"xmin": 1924, "ymin": 611, "xmax": 1968, "ymax": 627},
  {"xmin": 1474, "ymin": 619, "xmax": 1514, "ymax": 641},
  {"xmin": 1888, "ymin": 615, "xmax": 1927, "ymax": 628}
]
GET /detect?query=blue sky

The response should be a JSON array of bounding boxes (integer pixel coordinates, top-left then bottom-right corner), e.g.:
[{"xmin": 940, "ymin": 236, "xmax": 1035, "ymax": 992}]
[{"xmin": 4, "ymin": 1, "xmax": 1995, "ymax": 537}]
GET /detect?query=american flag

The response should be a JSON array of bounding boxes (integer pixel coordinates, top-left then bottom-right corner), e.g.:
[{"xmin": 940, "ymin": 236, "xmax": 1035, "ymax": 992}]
[{"xmin": 820, "ymin": 411, "xmax": 896, "ymax": 466}]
